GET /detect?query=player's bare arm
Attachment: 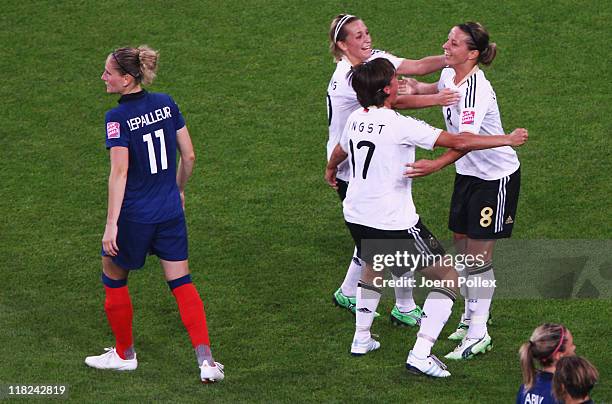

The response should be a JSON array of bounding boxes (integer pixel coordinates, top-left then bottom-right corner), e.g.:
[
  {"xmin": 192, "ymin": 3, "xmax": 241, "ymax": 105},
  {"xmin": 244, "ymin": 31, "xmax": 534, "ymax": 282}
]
[
  {"xmin": 396, "ymin": 55, "xmax": 446, "ymax": 76},
  {"xmin": 393, "ymin": 89, "xmax": 460, "ymax": 109},
  {"xmin": 176, "ymin": 126, "xmax": 195, "ymax": 209},
  {"xmin": 405, "ymin": 149, "xmax": 466, "ymax": 178},
  {"xmin": 436, "ymin": 128, "xmax": 528, "ymax": 152},
  {"xmin": 394, "ymin": 80, "xmax": 460, "ymax": 109},
  {"xmin": 325, "ymin": 143, "xmax": 348, "ymax": 189},
  {"xmin": 103, "ymin": 146, "xmax": 129, "ymax": 256}
]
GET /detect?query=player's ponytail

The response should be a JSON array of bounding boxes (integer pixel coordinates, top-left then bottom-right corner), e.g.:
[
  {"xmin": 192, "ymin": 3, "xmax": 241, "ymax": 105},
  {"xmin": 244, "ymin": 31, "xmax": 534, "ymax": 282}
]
[
  {"xmin": 479, "ymin": 42, "xmax": 497, "ymax": 66},
  {"xmin": 457, "ymin": 22, "xmax": 497, "ymax": 66},
  {"xmin": 137, "ymin": 45, "xmax": 159, "ymax": 85},
  {"xmin": 519, "ymin": 323, "xmax": 569, "ymax": 390},
  {"xmin": 519, "ymin": 341, "xmax": 536, "ymax": 390},
  {"xmin": 110, "ymin": 45, "xmax": 159, "ymax": 86}
]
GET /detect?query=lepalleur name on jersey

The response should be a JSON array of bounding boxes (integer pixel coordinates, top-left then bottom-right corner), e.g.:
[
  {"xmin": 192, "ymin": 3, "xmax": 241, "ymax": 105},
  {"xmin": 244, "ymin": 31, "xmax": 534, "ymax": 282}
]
[
  {"xmin": 349, "ymin": 120, "xmax": 386, "ymax": 135},
  {"xmin": 127, "ymin": 106, "xmax": 172, "ymax": 131}
]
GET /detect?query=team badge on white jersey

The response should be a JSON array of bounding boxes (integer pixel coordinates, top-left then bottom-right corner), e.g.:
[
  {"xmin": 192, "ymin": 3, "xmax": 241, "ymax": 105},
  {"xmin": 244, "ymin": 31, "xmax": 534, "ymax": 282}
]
[{"xmin": 438, "ymin": 67, "xmax": 520, "ymax": 180}]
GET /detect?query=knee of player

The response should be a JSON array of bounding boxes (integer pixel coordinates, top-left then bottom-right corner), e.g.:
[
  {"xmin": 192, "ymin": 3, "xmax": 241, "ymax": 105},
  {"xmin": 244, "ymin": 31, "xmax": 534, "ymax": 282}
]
[{"xmin": 440, "ymin": 267, "xmax": 460, "ymax": 293}]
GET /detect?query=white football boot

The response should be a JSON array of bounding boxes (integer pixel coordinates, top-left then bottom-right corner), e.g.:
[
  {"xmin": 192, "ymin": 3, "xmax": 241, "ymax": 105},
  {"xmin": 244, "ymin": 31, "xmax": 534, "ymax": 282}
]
[
  {"xmin": 406, "ymin": 350, "xmax": 451, "ymax": 378},
  {"xmin": 200, "ymin": 360, "xmax": 225, "ymax": 383},
  {"xmin": 85, "ymin": 347, "xmax": 137, "ymax": 371},
  {"xmin": 445, "ymin": 332, "xmax": 492, "ymax": 360},
  {"xmin": 350, "ymin": 337, "xmax": 380, "ymax": 356}
]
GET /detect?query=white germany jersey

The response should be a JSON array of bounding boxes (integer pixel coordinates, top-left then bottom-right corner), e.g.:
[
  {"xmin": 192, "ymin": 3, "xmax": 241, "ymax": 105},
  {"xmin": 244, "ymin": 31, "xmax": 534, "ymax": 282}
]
[
  {"xmin": 438, "ymin": 67, "xmax": 520, "ymax": 180},
  {"xmin": 340, "ymin": 107, "xmax": 442, "ymax": 230},
  {"xmin": 327, "ymin": 50, "xmax": 404, "ymax": 181}
]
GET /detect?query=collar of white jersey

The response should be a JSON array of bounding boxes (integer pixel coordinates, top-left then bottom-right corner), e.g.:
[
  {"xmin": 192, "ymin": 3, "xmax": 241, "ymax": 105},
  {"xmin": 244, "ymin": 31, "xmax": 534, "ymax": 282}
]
[
  {"xmin": 454, "ymin": 65, "xmax": 480, "ymax": 87},
  {"xmin": 339, "ymin": 57, "xmax": 352, "ymax": 66},
  {"xmin": 363, "ymin": 105, "xmax": 389, "ymax": 111}
]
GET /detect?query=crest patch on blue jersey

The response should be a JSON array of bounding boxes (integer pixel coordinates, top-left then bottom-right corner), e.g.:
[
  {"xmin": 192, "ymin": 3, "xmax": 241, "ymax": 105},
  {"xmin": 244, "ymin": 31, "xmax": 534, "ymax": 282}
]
[{"xmin": 106, "ymin": 122, "xmax": 120, "ymax": 139}]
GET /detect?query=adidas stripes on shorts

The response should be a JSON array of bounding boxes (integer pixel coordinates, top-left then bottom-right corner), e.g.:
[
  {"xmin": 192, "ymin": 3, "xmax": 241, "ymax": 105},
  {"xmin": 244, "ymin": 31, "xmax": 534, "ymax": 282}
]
[
  {"xmin": 449, "ymin": 168, "xmax": 520, "ymax": 239},
  {"xmin": 345, "ymin": 219, "xmax": 446, "ymax": 276}
]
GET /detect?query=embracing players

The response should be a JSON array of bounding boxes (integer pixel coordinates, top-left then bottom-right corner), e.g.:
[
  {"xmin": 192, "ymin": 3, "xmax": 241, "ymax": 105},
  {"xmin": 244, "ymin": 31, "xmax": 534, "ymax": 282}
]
[
  {"xmin": 325, "ymin": 58, "xmax": 527, "ymax": 377},
  {"xmin": 326, "ymin": 14, "xmax": 460, "ymax": 326}
]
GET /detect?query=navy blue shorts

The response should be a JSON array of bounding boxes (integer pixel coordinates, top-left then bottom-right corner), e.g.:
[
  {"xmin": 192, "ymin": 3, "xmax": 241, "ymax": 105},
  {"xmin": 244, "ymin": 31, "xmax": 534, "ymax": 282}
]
[{"xmin": 101, "ymin": 214, "xmax": 188, "ymax": 270}]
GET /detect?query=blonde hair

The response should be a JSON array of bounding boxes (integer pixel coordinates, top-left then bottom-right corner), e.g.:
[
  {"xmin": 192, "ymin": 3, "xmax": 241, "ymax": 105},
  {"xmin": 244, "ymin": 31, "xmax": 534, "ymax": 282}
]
[
  {"xmin": 110, "ymin": 45, "xmax": 159, "ymax": 85},
  {"xmin": 519, "ymin": 323, "xmax": 568, "ymax": 390},
  {"xmin": 328, "ymin": 14, "xmax": 359, "ymax": 62},
  {"xmin": 553, "ymin": 356, "xmax": 598, "ymax": 401}
]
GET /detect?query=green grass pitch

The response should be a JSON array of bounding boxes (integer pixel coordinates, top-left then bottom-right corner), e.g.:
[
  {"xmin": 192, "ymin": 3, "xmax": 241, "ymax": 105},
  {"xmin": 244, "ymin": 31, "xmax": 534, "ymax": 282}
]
[{"xmin": 0, "ymin": 0, "xmax": 610, "ymax": 402}]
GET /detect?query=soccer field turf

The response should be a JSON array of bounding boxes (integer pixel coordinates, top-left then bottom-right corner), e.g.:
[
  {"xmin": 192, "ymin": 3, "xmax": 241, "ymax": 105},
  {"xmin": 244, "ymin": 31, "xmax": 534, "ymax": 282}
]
[{"xmin": 1, "ymin": 1, "xmax": 610, "ymax": 402}]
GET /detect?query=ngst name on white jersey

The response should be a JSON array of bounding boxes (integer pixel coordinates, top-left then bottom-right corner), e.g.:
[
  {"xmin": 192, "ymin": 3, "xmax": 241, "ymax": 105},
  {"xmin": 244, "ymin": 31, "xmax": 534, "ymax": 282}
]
[
  {"xmin": 438, "ymin": 67, "xmax": 519, "ymax": 180},
  {"xmin": 340, "ymin": 107, "xmax": 441, "ymax": 230},
  {"xmin": 326, "ymin": 50, "xmax": 404, "ymax": 181}
]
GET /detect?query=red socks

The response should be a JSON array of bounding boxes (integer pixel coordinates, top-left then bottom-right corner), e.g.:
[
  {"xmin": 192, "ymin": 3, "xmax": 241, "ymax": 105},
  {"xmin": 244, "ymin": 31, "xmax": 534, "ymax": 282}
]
[
  {"xmin": 172, "ymin": 283, "xmax": 210, "ymax": 347},
  {"xmin": 104, "ymin": 285, "xmax": 133, "ymax": 360},
  {"xmin": 101, "ymin": 273, "xmax": 210, "ymax": 359}
]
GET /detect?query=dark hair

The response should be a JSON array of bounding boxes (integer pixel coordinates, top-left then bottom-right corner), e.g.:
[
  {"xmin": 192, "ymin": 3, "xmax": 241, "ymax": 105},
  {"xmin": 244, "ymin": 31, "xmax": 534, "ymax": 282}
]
[
  {"xmin": 456, "ymin": 22, "xmax": 497, "ymax": 66},
  {"xmin": 553, "ymin": 356, "xmax": 599, "ymax": 401},
  {"xmin": 110, "ymin": 45, "xmax": 159, "ymax": 85},
  {"xmin": 519, "ymin": 323, "xmax": 569, "ymax": 390},
  {"xmin": 349, "ymin": 58, "xmax": 396, "ymax": 108},
  {"xmin": 329, "ymin": 14, "xmax": 360, "ymax": 61}
]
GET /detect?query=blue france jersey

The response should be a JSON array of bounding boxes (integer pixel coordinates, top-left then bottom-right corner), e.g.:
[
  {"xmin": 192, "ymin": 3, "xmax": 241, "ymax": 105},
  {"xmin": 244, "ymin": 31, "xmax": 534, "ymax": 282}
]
[
  {"xmin": 105, "ymin": 91, "xmax": 186, "ymax": 223},
  {"xmin": 516, "ymin": 372, "xmax": 558, "ymax": 404}
]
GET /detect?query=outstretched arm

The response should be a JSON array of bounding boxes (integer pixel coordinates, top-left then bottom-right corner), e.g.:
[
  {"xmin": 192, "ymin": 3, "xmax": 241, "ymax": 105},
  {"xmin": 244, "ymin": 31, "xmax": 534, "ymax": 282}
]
[
  {"xmin": 435, "ymin": 128, "xmax": 528, "ymax": 151},
  {"xmin": 393, "ymin": 79, "xmax": 460, "ymax": 109},
  {"xmin": 396, "ymin": 55, "xmax": 446, "ymax": 76},
  {"xmin": 404, "ymin": 149, "xmax": 466, "ymax": 178},
  {"xmin": 401, "ymin": 79, "xmax": 439, "ymax": 95},
  {"xmin": 394, "ymin": 89, "xmax": 460, "ymax": 109},
  {"xmin": 405, "ymin": 129, "xmax": 528, "ymax": 178}
]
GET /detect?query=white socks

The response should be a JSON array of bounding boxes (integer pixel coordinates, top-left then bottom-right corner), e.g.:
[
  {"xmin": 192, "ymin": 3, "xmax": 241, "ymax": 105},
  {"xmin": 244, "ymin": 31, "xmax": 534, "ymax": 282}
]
[
  {"xmin": 340, "ymin": 247, "xmax": 362, "ymax": 297},
  {"xmin": 354, "ymin": 282, "xmax": 382, "ymax": 343},
  {"xmin": 392, "ymin": 271, "xmax": 416, "ymax": 312},
  {"xmin": 465, "ymin": 262, "xmax": 495, "ymax": 339},
  {"xmin": 340, "ymin": 250, "xmax": 417, "ymax": 317},
  {"xmin": 412, "ymin": 288, "xmax": 456, "ymax": 358}
]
